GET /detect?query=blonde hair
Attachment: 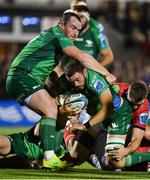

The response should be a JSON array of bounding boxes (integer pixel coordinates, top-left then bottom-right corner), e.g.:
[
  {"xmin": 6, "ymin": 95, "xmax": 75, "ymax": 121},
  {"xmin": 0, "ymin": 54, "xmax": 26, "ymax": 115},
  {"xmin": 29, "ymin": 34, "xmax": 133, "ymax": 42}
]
[{"xmin": 70, "ymin": 0, "xmax": 87, "ymax": 9}]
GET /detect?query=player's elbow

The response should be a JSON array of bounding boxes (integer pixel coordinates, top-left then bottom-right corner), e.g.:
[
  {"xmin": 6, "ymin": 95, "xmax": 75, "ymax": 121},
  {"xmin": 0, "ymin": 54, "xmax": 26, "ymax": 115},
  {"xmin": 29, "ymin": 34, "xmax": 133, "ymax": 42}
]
[{"xmin": 106, "ymin": 49, "xmax": 114, "ymax": 64}]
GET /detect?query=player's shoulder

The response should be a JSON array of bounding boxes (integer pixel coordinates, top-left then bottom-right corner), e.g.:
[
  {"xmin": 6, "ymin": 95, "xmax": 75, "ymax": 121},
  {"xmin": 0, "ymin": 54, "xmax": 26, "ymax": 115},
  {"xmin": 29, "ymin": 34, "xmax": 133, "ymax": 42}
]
[
  {"xmin": 137, "ymin": 99, "xmax": 149, "ymax": 112},
  {"xmin": 115, "ymin": 83, "xmax": 129, "ymax": 95},
  {"xmin": 86, "ymin": 69, "xmax": 108, "ymax": 92},
  {"xmin": 89, "ymin": 18, "xmax": 104, "ymax": 31}
]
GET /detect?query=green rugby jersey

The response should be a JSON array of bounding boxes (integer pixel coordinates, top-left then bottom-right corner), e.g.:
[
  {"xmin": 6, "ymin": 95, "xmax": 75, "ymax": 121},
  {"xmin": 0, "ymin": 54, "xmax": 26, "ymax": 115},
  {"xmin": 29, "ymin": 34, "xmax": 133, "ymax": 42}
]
[
  {"xmin": 7, "ymin": 26, "xmax": 74, "ymax": 85},
  {"xmin": 74, "ymin": 18, "xmax": 109, "ymax": 60},
  {"xmin": 85, "ymin": 69, "xmax": 121, "ymax": 114}
]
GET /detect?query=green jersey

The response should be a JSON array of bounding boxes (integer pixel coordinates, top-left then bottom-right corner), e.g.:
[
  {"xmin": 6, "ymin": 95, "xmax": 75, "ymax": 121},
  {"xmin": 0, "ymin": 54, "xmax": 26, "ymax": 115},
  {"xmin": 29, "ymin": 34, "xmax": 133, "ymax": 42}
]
[
  {"xmin": 7, "ymin": 26, "xmax": 74, "ymax": 85},
  {"xmin": 85, "ymin": 69, "xmax": 117, "ymax": 113},
  {"xmin": 85, "ymin": 69, "xmax": 132, "ymax": 135},
  {"xmin": 74, "ymin": 18, "xmax": 109, "ymax": 60}
]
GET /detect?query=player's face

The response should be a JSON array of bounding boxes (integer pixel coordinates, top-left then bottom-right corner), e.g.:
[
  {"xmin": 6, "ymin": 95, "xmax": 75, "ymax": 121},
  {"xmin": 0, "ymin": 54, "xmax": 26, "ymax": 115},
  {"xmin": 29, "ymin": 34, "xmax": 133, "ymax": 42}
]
[
  {"xmin": 75, "ymin": 12, "xmax": 88, "ymax": 32},
  {"xmin": 127, "ymin": 86, "xmax": 145, "ymax": 109},
  {"xmin": 67, "ymin": 71, "xmax": 85, "ymax": 91},
  {"xmin": 63, "ymin": 16, "xmax": 82, "ymax": 41}
]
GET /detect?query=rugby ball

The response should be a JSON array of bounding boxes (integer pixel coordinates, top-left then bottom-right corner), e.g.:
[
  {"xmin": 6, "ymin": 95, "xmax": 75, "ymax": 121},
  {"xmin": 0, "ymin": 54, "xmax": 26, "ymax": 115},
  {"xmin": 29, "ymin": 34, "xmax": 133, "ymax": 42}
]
[{"xmin": 64, "ymin": 93, "xmax": 88, "ymax": 109}]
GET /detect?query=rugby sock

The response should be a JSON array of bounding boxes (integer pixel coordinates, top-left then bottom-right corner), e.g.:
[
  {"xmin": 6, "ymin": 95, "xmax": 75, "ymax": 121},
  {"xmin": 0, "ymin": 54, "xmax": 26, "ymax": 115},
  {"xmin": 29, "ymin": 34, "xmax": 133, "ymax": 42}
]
[
  {"xmin": 39, "ymin": 117, "xmax": 56, "ymax": 160},
  {"xmin": 125, "ymin": 152, "xmax": 150, "ymax": 167},
  {"xmin": 55, "ymin": 129, "xmax": 64, "ymax": 153},
  {"xmin": 64, "ymin": 127, "xmax": 76, "ymax": 147}
]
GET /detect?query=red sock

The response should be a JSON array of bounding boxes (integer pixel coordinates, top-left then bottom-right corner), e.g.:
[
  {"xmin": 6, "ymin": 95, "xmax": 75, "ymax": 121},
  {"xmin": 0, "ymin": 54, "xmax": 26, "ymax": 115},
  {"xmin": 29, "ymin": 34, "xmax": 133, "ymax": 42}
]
[
  {"xmin": 64, "ymin": 127, "xmax": 76, "ymax": 147},
  {"xmin": 136, "ymin": 146, "xmax": 150, "ymax": 152}
]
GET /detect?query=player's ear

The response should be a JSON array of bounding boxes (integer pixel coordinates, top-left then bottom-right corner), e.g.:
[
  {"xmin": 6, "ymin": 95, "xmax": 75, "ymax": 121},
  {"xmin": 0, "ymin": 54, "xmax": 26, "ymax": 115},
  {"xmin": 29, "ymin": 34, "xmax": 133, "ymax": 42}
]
[
  {"xmin": 59, "ymin": 20, "xmax": 65, "ymax": 30},
  {"xmin": 83, "ymin": 68, "xmax": 86, "ymax": 75}
]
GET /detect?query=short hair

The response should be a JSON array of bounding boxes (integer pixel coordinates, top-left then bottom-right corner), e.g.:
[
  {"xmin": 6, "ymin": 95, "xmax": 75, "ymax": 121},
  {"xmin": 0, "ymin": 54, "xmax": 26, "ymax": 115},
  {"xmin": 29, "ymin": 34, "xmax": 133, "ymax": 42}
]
[
  {"xmin": 60, "ymin": 11, "xmax": 81, "ymax": 25},
  {"xmin": 129, "ymin": 80, "xmax": 148, "ymax": 104},
  {"xmin": 62, "ymin": 58, "xmax": 84, "ymax": 77}
]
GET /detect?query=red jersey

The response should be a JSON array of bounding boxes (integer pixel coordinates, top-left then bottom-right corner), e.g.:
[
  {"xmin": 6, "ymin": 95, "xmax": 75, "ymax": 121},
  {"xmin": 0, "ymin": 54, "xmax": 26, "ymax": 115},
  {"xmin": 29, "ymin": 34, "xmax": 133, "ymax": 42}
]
[{"xmin": 116, "ymin": 83, "xmax": 149, "ymax": 130}]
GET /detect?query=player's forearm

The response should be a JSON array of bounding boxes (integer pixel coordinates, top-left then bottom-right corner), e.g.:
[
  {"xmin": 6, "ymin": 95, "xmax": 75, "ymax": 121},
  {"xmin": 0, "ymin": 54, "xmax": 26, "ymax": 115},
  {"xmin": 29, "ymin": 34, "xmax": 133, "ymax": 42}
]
[
  {"xmin": 87, "ymin": 106, "xmax": 108, "ymax": 127},
  {"xmin": 79, "ymin": 52, "xmax": 110, "ymax": 76},
  {"xmin": 125, "ymin": 139, "xmax": 142, "ymax": 156},
  {"xmin": 98, "ymin": 48, "xmax": 114, "ymax": 67},
  {"xmin": 125, "ymin": 128, "xmax": 145, "ymax": 155},
  {"xmin": 100, "ymin": 56, "xmax": 114, "ymax": 67}
]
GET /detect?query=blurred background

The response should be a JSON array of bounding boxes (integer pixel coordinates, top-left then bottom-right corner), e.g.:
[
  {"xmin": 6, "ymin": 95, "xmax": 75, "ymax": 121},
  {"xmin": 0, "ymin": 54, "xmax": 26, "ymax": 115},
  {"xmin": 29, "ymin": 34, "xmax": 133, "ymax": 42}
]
[{"xmin": 0, "ymin": 0, "xmax": 149, "ymax": 127}]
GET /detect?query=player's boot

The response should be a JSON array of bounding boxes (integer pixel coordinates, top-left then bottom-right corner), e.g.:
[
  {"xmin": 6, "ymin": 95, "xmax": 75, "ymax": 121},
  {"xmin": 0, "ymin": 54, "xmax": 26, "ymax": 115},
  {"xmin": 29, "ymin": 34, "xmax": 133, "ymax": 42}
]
[
  {"xmin": 147, "ymin": 162, "xmax": 150, "ymax": 172},
  {"xmin": 43, "ymin": 154, "xmax": 67, "ymax": 170},
  {"xmin": 90, "ymin": 154, "xmax": 102, "ymax": 170}
]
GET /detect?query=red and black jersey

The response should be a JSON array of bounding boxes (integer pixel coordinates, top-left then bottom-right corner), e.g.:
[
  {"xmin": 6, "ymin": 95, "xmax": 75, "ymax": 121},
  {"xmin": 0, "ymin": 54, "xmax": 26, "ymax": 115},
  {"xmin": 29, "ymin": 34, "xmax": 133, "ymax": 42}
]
[{"xmin": 116, "ymin": 83, "xmax": 149, "ymax": 130}]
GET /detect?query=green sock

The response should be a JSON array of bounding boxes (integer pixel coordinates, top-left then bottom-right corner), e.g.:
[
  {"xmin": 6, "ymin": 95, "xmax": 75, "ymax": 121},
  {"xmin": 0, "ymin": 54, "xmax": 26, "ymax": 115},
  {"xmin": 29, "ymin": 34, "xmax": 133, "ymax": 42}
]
[
  {"xmin": 39, "ymin": 117, "xmax": 56, "ymax": 151},
  {"xmin": 55, "ymin": 129, "xmax": 64, "ymax": 154},
  {"xmin": 125, "ymin": 152, "xmax": 150, "ymax": 167}
]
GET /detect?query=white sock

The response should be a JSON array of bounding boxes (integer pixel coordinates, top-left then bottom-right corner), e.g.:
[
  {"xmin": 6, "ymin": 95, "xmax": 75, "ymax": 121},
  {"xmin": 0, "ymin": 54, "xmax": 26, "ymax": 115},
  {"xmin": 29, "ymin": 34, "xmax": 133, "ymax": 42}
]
[
  {"xmin": 44, "ymin": 150, "xmax": 55, "ymax": 160},
  {"xmin": 90, "ymin": 154, "xmax": 101, "ymax": 170}
]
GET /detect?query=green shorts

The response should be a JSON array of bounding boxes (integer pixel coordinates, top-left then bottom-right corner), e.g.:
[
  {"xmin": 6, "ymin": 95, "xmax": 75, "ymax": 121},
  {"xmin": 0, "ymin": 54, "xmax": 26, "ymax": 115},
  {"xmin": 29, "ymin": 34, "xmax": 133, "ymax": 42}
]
[
  {"xmin": 8, "ymin": 132, "xmax": 43, "ymax": 160},
  {"xmin": 105, "ymin": 98, "xmax": 132, "ymax": 135},
  {"xmin": 6, "ymin": 74, "xmax": 43, "ymax": 105}
]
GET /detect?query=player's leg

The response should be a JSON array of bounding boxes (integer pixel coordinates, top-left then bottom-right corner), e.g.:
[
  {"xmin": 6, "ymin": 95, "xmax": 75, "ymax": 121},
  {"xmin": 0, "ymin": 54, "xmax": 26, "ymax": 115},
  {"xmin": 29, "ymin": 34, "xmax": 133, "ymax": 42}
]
[
  {"xmin": 0, "ymin": 133, "xmax": 39, "ymax": 169},
  {"xmin": 6, "ymin": 75, "xmax": 65, "ymax": 169},
  {"xmin": 0, "ymin": 154, "xmax": 31, "ymax": 168},
  {"xmin": 0, "ymin": 135, "xmax": 11, "ymax": 155},
  {"xmin": 123, "ymin": 138, "xmax": 150, "ymax": 170},
  {"xmin": 101, "ymin": 98, "xmax": 132, "ymax": 169}
]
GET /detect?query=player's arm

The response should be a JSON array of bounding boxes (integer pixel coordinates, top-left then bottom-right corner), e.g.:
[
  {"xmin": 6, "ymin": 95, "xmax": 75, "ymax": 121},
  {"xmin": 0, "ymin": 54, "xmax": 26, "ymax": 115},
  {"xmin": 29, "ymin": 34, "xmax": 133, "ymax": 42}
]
[
  {"xmin": 120, "ymin": 105, "xmax": 149, "ymax": 157},
  {"xmin": 125, "ymin": 127, "xmax": 145, "ymax": 154},
  {"xmin": 98, "ymin": 47, "xmax": 114, "ymax": 68},
  {"xmin": 72, "ymin": 88, "xmax": 113, "ymax": 130},
  {"xmin": 63, "ymin": 46, "xmax": 116, "ymax": 85},
  {"xmin": 145, "ymin": 123, "xmax": 150, "ymax": 140},
  {"xmin": 109, "ymin": 127, "xmax": 145, "ymax": 161}
]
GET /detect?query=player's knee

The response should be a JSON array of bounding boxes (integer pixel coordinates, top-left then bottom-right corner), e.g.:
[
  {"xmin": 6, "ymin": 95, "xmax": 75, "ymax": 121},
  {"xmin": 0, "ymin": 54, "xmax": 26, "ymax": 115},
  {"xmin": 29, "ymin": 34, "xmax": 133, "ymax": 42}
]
[
  {"xmin": 108, "ymin": 157, "xmax": 125, "ymax": 169},
  {"xmin": 0, "ymin": 136, "xmax": 11, "ymax": 155}
]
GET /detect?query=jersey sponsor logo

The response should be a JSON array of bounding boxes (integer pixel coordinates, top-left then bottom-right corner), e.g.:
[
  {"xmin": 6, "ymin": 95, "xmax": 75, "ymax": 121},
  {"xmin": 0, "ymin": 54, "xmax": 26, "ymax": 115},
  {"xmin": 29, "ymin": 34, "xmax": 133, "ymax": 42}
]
[
  {"xmin": 33, "ymin": 85, "xmax": 41, "ymax": 89},
  {"xmin": 76, "ymin": 38, "xmax": 83, "ymax": 42},
  {"xmin": 93, "ymin": 80, "xmax": 105, "ymax": 93},
  {"xmin": 85, "ymin": 40, "xmax": 93, "ymax": 47},
  {"xmin": 111, "ymin": 122, "xmax": 118, "ymax": 129},
  {"xmin": 139, "ymin": 113, "xmax": 149, "ymax": 124}
]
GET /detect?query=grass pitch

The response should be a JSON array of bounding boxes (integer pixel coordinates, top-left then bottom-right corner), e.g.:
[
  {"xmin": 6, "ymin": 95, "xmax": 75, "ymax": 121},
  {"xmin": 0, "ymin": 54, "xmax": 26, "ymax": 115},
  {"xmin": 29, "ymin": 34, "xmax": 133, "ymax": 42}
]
[{"xmin": 0, "ymin": 127, "xmax": 149, "ymax": 179}]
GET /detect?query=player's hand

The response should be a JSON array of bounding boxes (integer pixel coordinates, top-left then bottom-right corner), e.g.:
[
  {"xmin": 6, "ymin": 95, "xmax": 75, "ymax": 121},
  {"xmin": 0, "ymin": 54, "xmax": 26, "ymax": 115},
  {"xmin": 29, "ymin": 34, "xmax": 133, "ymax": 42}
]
[
  {"xmin": 67, "ymin": 114, "xmax": 79, "ymax": 124},
  {"xmin": 66, "ymin": 121, "xmax": 86, "ymax": 132},
  {"xmin": 108, "ymin": 147, "xmax": 128, "ymax": 161},
  {"xmin": 104, "ymin": 73, "xmax": 116, "ymax": 85},
  {"xmin": 60, "ymin": 104, "xmax": 81, "ymax": 116},
  {"xmin": 72, "ymin": 123, "xmax": 86, "ymax": 131}
]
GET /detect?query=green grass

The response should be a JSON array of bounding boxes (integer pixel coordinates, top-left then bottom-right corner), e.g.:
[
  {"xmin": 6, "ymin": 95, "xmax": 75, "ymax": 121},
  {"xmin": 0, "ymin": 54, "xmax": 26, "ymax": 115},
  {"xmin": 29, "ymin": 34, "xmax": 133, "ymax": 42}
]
[
  {"xmin": 0, "ymin": 165, "xmax": 150, "ymax": 179},
  {"xmin": 0, "ymin": 128, "xmax": 149, "ymax": 179}
]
